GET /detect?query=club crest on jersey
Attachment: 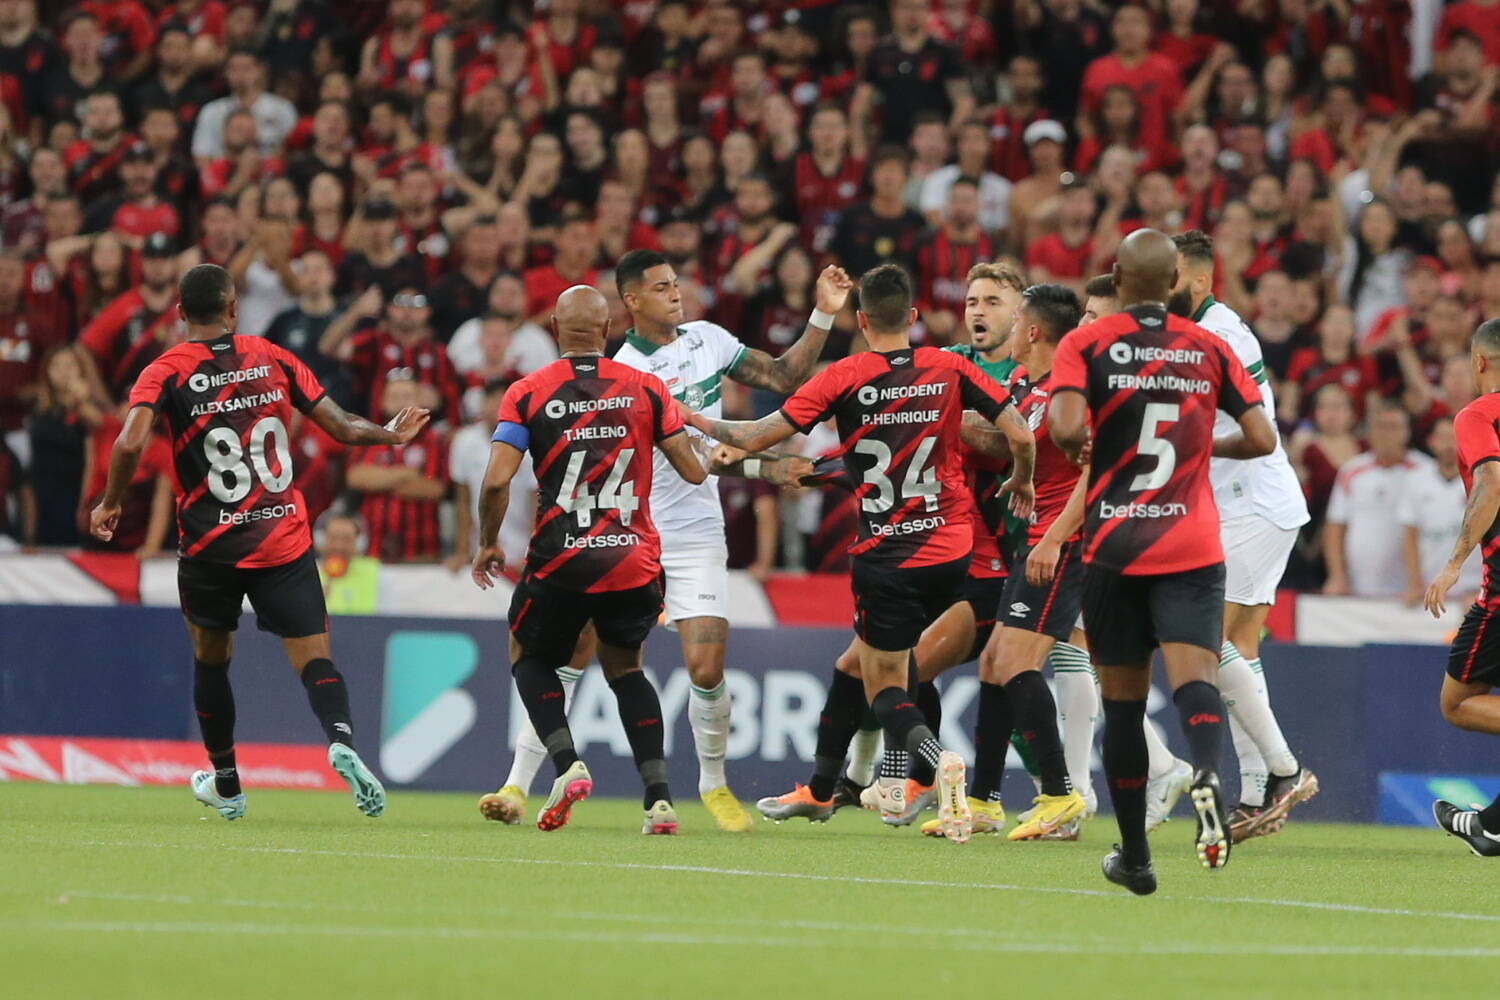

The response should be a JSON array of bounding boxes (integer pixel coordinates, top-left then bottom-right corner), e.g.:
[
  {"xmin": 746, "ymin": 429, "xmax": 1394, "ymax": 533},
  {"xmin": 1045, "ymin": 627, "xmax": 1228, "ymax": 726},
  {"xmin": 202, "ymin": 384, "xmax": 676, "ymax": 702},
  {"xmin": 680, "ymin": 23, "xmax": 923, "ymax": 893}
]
[{"xmin": 683, "ymin": 384, "xmax": 706, "ymax": 409}]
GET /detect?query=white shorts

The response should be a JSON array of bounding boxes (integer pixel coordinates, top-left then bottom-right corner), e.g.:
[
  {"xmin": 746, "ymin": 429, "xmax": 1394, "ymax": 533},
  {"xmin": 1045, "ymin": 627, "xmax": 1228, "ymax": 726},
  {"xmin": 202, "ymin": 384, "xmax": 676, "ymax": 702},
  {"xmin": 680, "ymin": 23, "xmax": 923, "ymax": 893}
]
[
  {"xmin": 660, "ymin": 540, "xmax": 730, "ymax": 626},
  {"xmin": 1221, "ymin": 515, "xmax": 1298, "ymax": 607}
]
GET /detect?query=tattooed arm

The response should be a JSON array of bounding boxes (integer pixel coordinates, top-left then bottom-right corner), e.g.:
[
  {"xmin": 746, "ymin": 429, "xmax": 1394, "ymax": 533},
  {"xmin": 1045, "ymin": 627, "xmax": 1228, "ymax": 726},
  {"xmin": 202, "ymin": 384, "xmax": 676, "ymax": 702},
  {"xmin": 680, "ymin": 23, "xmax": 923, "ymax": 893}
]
[
  {"xmin": 725, "ymin": 266, "xmax": 853, "ymax": 394},
  {"xmin": 708, "ymin": 444, "xmax": 815, "ymax": 487},
  {"xmin": 685, "ymin": 409, "xmax": 800, "ymax": 454},
  {"xmin": 1425, "ymin": 462, "xmax": 1500, "ymax": 618}
]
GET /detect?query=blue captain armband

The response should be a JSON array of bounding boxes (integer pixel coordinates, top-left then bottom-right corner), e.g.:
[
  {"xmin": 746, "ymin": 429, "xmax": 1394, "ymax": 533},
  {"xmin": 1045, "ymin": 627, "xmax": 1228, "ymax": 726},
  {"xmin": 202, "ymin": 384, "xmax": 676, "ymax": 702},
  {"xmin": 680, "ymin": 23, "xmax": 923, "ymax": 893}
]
[{"xmin": 492, "ymin": 420, "xmax": 530, "ymax": 451}]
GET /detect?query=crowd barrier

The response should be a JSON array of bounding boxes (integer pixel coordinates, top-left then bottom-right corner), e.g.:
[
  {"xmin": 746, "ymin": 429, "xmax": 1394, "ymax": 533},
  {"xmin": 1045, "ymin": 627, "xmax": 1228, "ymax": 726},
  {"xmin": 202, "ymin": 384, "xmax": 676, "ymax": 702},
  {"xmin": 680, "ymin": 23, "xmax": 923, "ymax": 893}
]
[{"xmin": 0, "ymin": 603, "xmax": 1491, "ymax": 824}]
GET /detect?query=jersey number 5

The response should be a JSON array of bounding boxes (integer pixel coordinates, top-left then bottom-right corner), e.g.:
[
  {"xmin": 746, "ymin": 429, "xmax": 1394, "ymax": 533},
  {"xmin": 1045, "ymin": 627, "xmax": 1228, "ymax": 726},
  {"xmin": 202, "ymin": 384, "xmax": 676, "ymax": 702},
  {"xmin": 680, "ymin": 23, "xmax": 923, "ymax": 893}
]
[
  {"xmin": 558, "ymin": 448, "xmax": 639, "ymax": 527},
  {"xmin": 855, "ymin": 437, "xmax": 940, "ymax": 513},
  {"xmin": 1130, "ymin": 402, "xmax": 1179, "ymax": 491},
  {"xmin": 204, "ymin": 416, "xmax": 293, "ymax": 503}
]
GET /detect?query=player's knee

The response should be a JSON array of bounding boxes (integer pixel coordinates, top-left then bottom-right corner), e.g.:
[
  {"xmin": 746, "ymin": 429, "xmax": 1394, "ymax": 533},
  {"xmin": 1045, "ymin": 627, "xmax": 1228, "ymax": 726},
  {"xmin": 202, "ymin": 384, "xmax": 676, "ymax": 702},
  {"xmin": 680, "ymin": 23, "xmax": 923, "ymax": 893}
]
[
  {"xmin": 684, "ymin": 656, "xmax": 723, "ymax": 687},
  {"xmin": 1440, "ymin": 691, "xmax": 1469, "ymax": 727},
  {"xmin": 834, "ymin": 648, "xmax": 861, "ymax": 676},
  {"xmin": 977, "ymin": 647, "xmax": 1004, "ymax": 684}
]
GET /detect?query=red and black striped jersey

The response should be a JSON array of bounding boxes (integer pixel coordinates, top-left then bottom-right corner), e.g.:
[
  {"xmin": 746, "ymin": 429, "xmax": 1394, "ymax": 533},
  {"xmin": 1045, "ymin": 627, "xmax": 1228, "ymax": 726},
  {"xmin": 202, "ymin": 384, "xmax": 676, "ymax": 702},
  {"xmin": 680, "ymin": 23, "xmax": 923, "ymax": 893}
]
[
  {"xmin": 1050, "ymin": 305, "xmax": 1262, "ymax": 575},
  {"xmin": 1453, "ymin": 392, "xmax": 1500, "ymax": 609},
  {"xmin": 496, "ymin": 355, "xmax": 685, "ymax": 593},
  {"xmin": 354, "ymin": 426, "xmax": 446, "ymax": 562},
  {"xmin": 786, "ymin": 152, "xmax": 865, "ymax": 253},
  {"xmin": 127, "ymin": 334, "xmax": 327, "ymax": 568},
  {"xmin": 917, "ymin": 228, "xmax": 996, "ymax": 316},
  {"xmin": 780, "ymin": 347, "xmax": 1014, "ymax": 569},
  {"xmin": 1013, "ymin": 370, "xmax": 1083, "ymax": 545}
]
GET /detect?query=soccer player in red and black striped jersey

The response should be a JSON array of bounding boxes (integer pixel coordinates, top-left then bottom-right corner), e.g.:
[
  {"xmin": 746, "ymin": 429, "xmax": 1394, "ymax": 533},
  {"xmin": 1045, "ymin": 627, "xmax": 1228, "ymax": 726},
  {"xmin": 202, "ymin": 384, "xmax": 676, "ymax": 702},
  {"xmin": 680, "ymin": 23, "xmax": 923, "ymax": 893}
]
[
  {"xmin": 89, "ymin": 264, "xmax": 432, "ymax": 822},
  {"xmin": 471, "ymin": 285, "xmax": 707, "ymax": 836},
  {"xmin": 685, "ymin": 263, "xmax": 1030, "ymax": 844},
  {"xmin": 1048, "ymin": 229, "xmax": 1277, "ymax": 892},
  {"xmin": 1424, "ymin": 318, "xmax": 1500, "ymax": 859}
]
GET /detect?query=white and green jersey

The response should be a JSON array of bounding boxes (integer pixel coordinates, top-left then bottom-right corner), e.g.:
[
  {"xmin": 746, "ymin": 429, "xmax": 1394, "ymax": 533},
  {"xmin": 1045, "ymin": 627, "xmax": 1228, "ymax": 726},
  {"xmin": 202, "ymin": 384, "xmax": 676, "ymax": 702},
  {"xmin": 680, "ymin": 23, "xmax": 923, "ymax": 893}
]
[
  {"xmin": 613, "ymin": 320, "xmax": 748, "ymax": 539},
  {"xmin": 1196, "ymin": 297, "xmax": 1310, "ymax": 530}
]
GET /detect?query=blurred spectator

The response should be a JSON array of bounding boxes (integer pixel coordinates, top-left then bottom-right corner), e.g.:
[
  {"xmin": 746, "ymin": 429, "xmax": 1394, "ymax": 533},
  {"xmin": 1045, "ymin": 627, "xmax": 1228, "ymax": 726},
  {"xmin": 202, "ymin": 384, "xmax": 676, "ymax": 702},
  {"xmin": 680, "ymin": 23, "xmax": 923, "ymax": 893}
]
[
  {"xmin": 448, "ymin": 377, "xmax": 536, "ymax": 573},
  {"xmin": 430, "ymin": 213, "xmax": 501, "ymax": 341},
  {"xmin": 336, "ymin": 197, "xmax": 424, "ymax": 299},
  {"xmin": 3, "ymin": 148, "xmax": 67, "ymax": 253},
  {"xmin": 447, "ymin": 272, "xmax": 555, "ymax": 377},
  {"xmin": 1026, "ymin": 181, "xmax": 1098, "ymax": 291},
  {"xmin": 1323, "ymin": 401, "xmax": 1435, "ymax": 597},
  {"xmin": 23, "ymin": 344, "xmax": 104, "ymax": 547},
  {"xmin": 1400, "ymin": 416, "xmax": 1482, "ymax": 606},
  {"xmin": 783, "ymin": 103, "xmax": 866, "ymax": 255},
  {"xmin": 720, "ymin": 470, "xmax": 778, "ymax": 582},
  {"xmin": 851, "ymin": 0, "xmax": 972, "ymax": 143},
  {"xmin": 78, "ymin": 232, "xmax": 179, "ymax": 397},
  {"xmin": 1289, "ymin": 383, "xmax": 1364, "ymax": 529},
  {"xmin": 522, "ymin": 209, "xmax": 597, "ymax": 322},
  {"xmin": 918, "ymin": 118, "xmax": 1011, "ymax": 235},
  {"xmin": 79, "ymin": 405, "xmax": 172, "ymax": 558},
  {"xmin": 346, "ymin": 372, "xmax": 446, "ymax": 563},
  {"xmin": 1282, "ymin": 304, "xmax": 1379, "ymax": 424},
  {"xmin": 321, "ymin": 282, "xmax": 463, "ymax": 425},
  {"xmin": 264, "ymin": 249, "xmax": 350, "ymax": 409},
  {"xmin": 316, "ymin": 511, "xmax": 379, "ymax": 616},
  {"xmin": 917, "ymin": 178, "xmax": 994, "ymax": 344},
  {"xmin": 831, "ymin": 147, "xmax": 922, "ymax": 279},
  {"xmin": 0, "ymin": 249, "xmax": 62, "ymax": 431},
  {"xmin": 192, "ymin": 47, "xmax": 296, "ymax": 162},
  {"xmin": 1339, "ymin": 198, "xmax": 1413, "ymax": 338},
  {"xmin": 1080, "ymin": 4, "xmax": 1184, "ymax": 152},
  {"xmin": 66, "ymin": 91, "xmax": 132, "ymax": 204},
  {"xmin": 987, "ymin": 54, "xmax": 1048, "ymax": 183}
]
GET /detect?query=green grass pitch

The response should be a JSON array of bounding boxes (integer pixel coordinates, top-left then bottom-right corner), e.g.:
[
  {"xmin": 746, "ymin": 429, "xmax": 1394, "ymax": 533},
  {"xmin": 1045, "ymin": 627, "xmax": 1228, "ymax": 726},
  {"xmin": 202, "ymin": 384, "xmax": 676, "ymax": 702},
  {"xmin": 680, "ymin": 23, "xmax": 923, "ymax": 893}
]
[{"xmin": 4, "ymin": 782, "xmax": 1497, "ymax": 998}]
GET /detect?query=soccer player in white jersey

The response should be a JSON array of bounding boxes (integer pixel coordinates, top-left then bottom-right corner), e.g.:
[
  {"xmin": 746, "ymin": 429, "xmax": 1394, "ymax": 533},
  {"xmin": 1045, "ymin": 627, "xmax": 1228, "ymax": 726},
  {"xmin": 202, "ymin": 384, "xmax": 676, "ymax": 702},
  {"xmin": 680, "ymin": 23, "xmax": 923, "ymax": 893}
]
[
  {"xmin": 483, "ymin": 249, "xmax": 850, "ymax": 832},
  {"xmin": 1168, "ymin": 231, "xmax": 1319, "ymax": 842}
]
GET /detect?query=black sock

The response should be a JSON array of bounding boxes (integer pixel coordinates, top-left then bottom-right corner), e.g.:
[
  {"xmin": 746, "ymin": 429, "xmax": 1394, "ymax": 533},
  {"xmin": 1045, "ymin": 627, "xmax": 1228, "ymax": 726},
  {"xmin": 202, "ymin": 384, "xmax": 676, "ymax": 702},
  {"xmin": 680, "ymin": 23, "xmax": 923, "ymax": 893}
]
[
  {"xmin": 513, "ymin": 655, "xmax": 579, "ymax": 774},
  {"xmin": 609, "ymin": 670, "xmax": 671, "ymax": 809},
  {"xmin": 1006, "ymin": 670, "xmax": 1071, "ymax": 796},
  {"xmin": 872, "ymin": 686, "xmax": 942, "ymax": 774},
  {"xmin": 194, "ymin": 659, "xmax": 239, "ymax": 798},
  {"xmin": 811, "ymin": 669, "xmax": 866, "ymax": 802},
  {"xmin": 1103, "ymin": 698, "xmax": 1151, "ymax": 868},
  {"xmin": 903, "ymin": 654, "xmax": 935, "ymax": 784},
  {"xmin": 1480, "ymin": 795, "xmax": 1500, "ymax": 833},
  {"xmin": 300, "ymin": 658, "xmax": 354, "ymax": 749},
  {"xmin": 970, "ymin": 681, "xmax": 1011, "ymax": 802},
  {"xmin": 1173, "ymin": 680, "xmax": 1225, "ymax": 775}
]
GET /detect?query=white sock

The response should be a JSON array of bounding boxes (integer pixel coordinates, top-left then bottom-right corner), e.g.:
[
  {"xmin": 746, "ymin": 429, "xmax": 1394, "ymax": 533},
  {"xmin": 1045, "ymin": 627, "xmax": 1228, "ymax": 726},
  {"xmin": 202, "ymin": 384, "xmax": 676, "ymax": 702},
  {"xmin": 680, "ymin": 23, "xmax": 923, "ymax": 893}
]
[
  {"xmin": 847, "ymin": 727, "xmax": 880, "ymax": 786},
  {"xmin": 1143, "ymin": 711, "xmax": 1177, "ymax": 780},
  {"xmin": 1218, "ymin": 641, "xmax": 1297, "ymax": 804},
  {"xmin": 1050, "ymin": 642, "xmax": 1099, "ymax": 810},
  {"xmin": 505, "ymin": 667, "xmax": 580, "ymax": 793},
  {"xmin": 689, "ymin": 681, "xmax": 731, "ymax": 796}
]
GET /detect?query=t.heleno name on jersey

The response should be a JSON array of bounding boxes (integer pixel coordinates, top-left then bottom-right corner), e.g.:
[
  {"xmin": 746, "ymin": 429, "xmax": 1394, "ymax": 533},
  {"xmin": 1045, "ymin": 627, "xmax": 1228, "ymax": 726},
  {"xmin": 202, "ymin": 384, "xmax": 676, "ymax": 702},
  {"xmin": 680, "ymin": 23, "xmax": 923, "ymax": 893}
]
[
  {"xmin": 1194, "ymin": 296, "xmax": 1310, "ymax": 530},
  {"xmin": 613, "ymin": 320, "xmax": 748, "ymax": 536}
]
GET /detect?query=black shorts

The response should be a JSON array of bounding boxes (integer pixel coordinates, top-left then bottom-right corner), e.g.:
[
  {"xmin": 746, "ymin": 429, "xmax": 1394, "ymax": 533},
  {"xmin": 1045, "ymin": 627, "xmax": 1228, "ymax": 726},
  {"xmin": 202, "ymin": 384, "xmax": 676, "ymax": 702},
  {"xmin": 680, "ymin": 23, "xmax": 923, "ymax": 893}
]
[
  {"xmin": 958, "ymin": 574, "xmax": 1007, "ymax": 660},
  {"xmin": 1001, "ymin": 540, "xmax": 1085, "ymax": 643},
  {"xmin": 509, "ymin": 575, "xmax": 662, "ymax": 665},
  {"xmin": 851, "ymin": 556, "xmax": 968, "ymax": 652},
  {"xmin": 1082, "ymin": 562, "xmax": 1225, "ymax": 667},
  {"xmin": 177, "ymin": 548, "xmax": 329, "ymax": 639},
  {"xmin": 1447, "ymin": 603, "xmax": 1500, "ymax": 687}
]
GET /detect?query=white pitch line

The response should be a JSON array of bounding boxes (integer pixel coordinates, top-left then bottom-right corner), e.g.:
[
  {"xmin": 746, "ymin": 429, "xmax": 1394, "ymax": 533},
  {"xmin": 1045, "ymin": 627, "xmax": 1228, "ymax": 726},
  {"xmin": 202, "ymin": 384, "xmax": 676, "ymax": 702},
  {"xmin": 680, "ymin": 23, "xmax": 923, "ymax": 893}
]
[
  {"xmin": 6, "ymin": 918, "xmax": 1500, "ymax": 959},
  {"xmin": 26, "ymin": 836, "xmax": 1500, "ymax": 926}
]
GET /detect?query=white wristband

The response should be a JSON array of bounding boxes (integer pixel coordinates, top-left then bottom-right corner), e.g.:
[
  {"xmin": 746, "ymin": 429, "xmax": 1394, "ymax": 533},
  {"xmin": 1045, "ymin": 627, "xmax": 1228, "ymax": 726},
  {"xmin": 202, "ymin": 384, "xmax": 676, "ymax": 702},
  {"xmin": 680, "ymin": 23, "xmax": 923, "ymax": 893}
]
[
  {"xmin": 809, "ymin": 308, "xmax": 835, "ymax": 330},
  {"xmin": 743, "ymin": 458, "xmax": 763, "ymax": 478}
]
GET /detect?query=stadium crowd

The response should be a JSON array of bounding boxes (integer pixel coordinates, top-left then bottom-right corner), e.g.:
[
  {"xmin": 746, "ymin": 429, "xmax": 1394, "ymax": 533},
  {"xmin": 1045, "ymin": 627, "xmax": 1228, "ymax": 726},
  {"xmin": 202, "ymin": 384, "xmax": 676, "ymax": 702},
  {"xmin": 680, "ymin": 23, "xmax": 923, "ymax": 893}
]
[{"xmin": 0, "ymin": 0, "xmax": 1496, "ymax": 599}]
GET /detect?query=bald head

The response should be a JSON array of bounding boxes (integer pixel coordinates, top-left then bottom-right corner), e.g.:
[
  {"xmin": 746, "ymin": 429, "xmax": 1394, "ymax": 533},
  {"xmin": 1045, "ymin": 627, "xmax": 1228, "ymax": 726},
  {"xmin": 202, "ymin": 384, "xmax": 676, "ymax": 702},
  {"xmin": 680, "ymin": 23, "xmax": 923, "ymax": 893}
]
[
  {"xmin": 551, "ymin": 284, "xmax": 611, "ymax": 352},
  {"xmin": 1111, "ymin": 228, "xmax": 1179, "ymax": 307}
]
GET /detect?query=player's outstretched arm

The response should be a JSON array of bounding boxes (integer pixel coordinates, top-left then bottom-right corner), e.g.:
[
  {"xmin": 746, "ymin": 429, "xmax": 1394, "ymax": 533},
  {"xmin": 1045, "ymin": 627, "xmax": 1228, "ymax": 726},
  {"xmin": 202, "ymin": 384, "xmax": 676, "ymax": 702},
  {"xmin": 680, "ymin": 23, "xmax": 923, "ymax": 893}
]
[
  {"xmin": 472, "ymin": 441, "xmax": 524, "ymax": 590},
  {"xmin": 309, "ymin": 397, "xmax": 431, "ymax": 446},
  {"xmin": 708, "ymin": 444, "xmax": 815, "ymax": 486},
  {"xmin": 1212, "ymin": 405, "xmax": 1277, "ymax": 460},
  {"xmin": 89, "ymin": 405, "xmax": 155, "ymax": 543},
  {"xmin": 1047, "ymin": 391, "xmax": 1090, "ymax": 465},
  {"xmin": 658, "ymin": 432, "xmax": 709, "ymax": 485},
  {"xmin": 685, "ymin": 408, "xmax": 799, "ymax": 454},
  {"xmin": 1426, "ymin": 462, "xmax": 1500, "ymax": 618},
  {"xmin": 726, "ymin": 266, "xmax": 853, "ymax": 394}
]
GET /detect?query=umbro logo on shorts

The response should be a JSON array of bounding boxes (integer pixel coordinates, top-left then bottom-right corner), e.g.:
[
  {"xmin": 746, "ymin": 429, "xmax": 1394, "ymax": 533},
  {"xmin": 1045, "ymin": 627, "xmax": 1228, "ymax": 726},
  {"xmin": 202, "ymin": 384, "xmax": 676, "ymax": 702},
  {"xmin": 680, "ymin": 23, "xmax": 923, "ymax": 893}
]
[
  {"xmin": 1009, "ymin": 602, "xmax": 1031, "ymax": 617},
  {"xmin": 697, "ymin": 593, "xmax": 717, "ymax": 600}
]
